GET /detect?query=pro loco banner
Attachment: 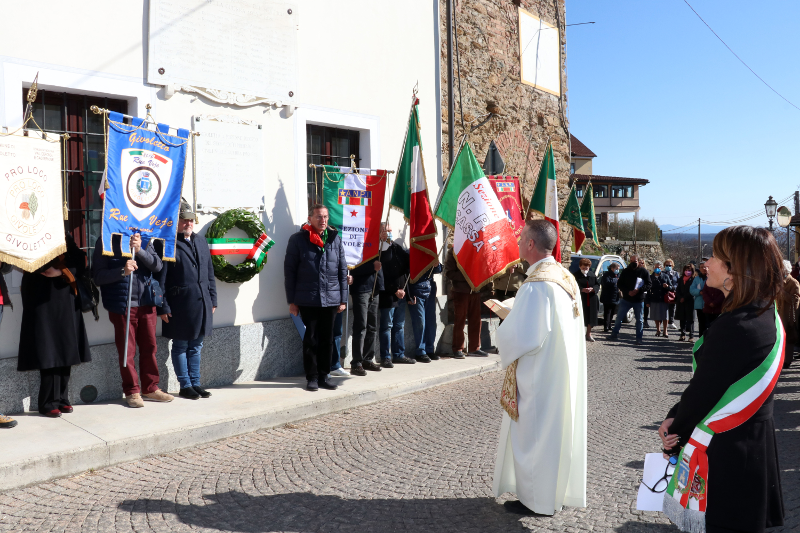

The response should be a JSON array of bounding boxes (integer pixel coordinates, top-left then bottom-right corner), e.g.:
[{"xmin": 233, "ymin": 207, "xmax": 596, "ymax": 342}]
[
  {"xmin": 322, "ymin": 165, "xmax": 387, "ymax": 268},
  {"xmin": 487, "ymin": 176, "xmax": 525, "ymax": 239},
  {"xmin": 101, "ymin": 112, "xmax": 189, "ymax": 261},
  {"xmin": 0, "ymin": 132, "xmax": 67, "ymax": 272}
]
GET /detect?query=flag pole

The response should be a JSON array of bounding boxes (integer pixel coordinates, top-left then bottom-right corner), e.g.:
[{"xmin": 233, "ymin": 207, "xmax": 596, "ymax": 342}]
[
  {"xmin": 122, "ymin": 240, "xmax": 135, "ymax": 368},
  {"xmin": 524, "ymin": 139, "xmax": 554, "ymax": 217}
]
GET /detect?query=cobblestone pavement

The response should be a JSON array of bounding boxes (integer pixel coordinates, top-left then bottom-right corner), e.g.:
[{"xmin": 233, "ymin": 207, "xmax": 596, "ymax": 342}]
[{"xmin": 1, "ymin": 325, "xmax": 798, "ymax": 532}]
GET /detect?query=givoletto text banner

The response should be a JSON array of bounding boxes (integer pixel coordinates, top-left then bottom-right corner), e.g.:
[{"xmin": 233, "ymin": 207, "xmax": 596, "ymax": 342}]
[{"xmin": 0, "ymin": 133, "xmax": 66, "ymax": 272}]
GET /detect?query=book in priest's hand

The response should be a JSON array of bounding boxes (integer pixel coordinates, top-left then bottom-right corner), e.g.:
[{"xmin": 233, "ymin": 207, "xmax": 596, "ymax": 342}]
[{"xmin": 484, "ymin": 297, "xmax": 515, "ymax": 320}]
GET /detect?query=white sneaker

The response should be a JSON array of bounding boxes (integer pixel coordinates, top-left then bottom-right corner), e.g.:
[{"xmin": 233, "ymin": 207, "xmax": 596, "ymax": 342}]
[
  {"xmin": 330, "ymin": 367, "xmax": 350, "ymax": 377},
  {"xmin": 669, "ymin": 323, "xmax": 678, "ymax": 330}
]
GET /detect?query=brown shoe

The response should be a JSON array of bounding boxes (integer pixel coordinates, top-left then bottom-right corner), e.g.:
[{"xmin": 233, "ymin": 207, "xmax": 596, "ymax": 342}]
[
  {"xmin": 142, "ymin": 389, "xmax": 174, "ymax": 402},
  {"xmin": 350, "ymin": 364, "xmax": 367, "ymax": 376},
  {"xmin": 361, "ymin": 360, "xmax": 382, "ymax": 372},
  {"xmin": 0, "ymin": 414, "xmax": 18, "ymax": 428},
  {"xmin": 126, "ymin": 393, "xmax": 144, "ymax": 408}
]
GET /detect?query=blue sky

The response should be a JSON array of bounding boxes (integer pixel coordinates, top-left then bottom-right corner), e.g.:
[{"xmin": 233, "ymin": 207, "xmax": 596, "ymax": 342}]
[{"xmin": 565, "ymin": 0, "xmax": 800, "ymax": 234}]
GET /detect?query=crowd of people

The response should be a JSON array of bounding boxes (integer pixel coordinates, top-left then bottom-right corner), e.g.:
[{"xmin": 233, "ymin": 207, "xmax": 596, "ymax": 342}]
[
  {"xmin": 0, "ymin": 200, "xmax": 217, "ymax": 429},
  {"xmin": 574, "ymin": 252, "xmax": 799, "ymax": 367}
]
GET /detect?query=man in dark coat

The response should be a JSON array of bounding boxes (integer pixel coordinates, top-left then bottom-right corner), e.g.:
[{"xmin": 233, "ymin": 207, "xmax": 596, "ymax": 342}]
[
  {"xmin": 93, "ymin": 231, "xmax": 173, "ymax": 407},
  {"xmin": 284, "ymin": 204, "xmax": 348, "ymax": 391},
  {"xmin": 348, "ymin": 248, "xmax": 384, "ymax": 376},
  {"xmin": 609, "ymin": 253, "xmax": 651, "ymax": 345},
  {"xmin": 0, "ymin": 261, "xmax": 16, "ymax": 427},
  {"xmin": 377, "ymin": 223, "xmax": 414, "ymax": 366},
  {"xmin": 157, "ymin": 200, "xmax": 217, "ymax": 400},
  {"xmin": 600, "ymin": 263, "xmax": 621, "ymax": 332}
]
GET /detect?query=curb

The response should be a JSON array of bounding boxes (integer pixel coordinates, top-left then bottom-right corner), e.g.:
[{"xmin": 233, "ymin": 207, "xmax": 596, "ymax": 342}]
[{"xmin": 0, "ymin": 358, "xmax": 500, "ymax": 492}]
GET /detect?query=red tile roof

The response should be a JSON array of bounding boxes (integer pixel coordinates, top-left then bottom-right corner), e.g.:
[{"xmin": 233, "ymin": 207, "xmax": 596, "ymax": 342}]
[
  {"xmin": 570, "ymin": 135, "xmax": 597, "ymax": 158},
  {"xmin": 569, "ymin": 174, "xmax": 649, "ymax": 186}
]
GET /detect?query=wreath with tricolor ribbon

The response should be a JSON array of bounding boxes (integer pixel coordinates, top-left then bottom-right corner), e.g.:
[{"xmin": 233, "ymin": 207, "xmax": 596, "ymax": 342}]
[{"xmin": 206, "ymin": 209, "xmax": 275, "ymax": 283}]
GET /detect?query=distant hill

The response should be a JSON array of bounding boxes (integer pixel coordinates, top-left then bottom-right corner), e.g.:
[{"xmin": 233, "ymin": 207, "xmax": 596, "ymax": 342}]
[
  {"xmin": 660, "ymin": 224, "xmax": 726, "ymax": 235},
  {"xmin": 662, "ymin": 233, "xmax": 719, "ymax": 242}
]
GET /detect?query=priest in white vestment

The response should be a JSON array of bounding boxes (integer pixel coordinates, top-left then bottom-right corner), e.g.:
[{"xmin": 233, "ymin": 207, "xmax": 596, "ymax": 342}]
[{"xmin": 493, "ymin": 219, "xmax": 588, "ymax": 516}]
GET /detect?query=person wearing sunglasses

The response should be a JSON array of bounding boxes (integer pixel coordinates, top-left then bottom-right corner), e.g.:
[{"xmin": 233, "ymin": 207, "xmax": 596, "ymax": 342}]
[{"xmin": 657, "ymin": 226, "xmax": 785, "ymax": 533}]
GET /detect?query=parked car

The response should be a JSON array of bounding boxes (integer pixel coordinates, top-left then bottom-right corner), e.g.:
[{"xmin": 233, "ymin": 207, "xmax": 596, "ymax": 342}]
[{"xmin": 568, "ymin": 254, "xmax": 634, "ymax": 323}]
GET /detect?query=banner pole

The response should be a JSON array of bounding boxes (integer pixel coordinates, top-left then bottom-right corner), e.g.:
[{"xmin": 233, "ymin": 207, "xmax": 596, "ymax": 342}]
[{"xmin": 122, "ymin": 243, "xmax": 134, "ymax": 368}]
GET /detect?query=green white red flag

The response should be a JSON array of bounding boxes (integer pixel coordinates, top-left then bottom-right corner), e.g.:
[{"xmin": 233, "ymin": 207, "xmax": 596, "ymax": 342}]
[
  {"xmin": 323, "ymin": 165, "xmax": 387, "ymax": 268},
  {"xmin": 434, "ymin": 143, "xmax": 518, "ymax": 291},
  {"xmin": 208, "ymin": 233, "xmax": 275, "ymax": 268},
  {"xmin": 487, "ymin": 176, "xmax": 525, "ymax": 239},
  {"xmin": 527, "ymin": 142, "xmax": 561, "ymax": 261},
  {"xmin": 560, "ymin": 185, "xmax": 585, "ymax": 252},
  {"xmin": 390, "ymin": 99, "xmax": 439, "ymax": 282}
]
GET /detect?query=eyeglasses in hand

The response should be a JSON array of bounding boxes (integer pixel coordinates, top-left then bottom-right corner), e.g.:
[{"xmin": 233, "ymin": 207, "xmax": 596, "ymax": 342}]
[{"xmin": 643, "ymin": 454, "xmax": 678, "ymax": 493}]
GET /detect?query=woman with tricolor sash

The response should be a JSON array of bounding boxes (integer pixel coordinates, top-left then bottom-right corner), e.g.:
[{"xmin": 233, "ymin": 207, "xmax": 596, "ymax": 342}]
[{"xmin": 658, "ymin": 226, "xmax": 785, "ymax": 533}]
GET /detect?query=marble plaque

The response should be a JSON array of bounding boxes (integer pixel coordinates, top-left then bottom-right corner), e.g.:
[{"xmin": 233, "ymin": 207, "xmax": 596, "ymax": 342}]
[
  {"xmin": 148, "ymin": 0, "xmax": 298, "ymax": 104},
  {"xmin": 193, "ymin": 116, "xmax": 264, "ymax": 209}
]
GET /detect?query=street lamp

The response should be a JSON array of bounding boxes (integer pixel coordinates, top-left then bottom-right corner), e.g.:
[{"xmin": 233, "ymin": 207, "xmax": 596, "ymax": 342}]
[{"xmin": 765, "ymin": 196, "xmax": 778, "ymax": 230}]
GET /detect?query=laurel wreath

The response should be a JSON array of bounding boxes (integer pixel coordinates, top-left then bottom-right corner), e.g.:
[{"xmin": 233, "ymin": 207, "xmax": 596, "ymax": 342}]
[{"xmin": 205, "ymin": 209, "xmax": 269, "ymax": 283}]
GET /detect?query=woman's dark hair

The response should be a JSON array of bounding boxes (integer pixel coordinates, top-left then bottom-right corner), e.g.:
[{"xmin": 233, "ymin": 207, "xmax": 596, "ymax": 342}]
[
  {"xmin": 682, "ymin": 264, "xmax": 694, "ymax": 274},
  {"xmin": 579, "ymin": 258, "xmax": 592, "ymax": 268},
  {"xmin": 712, "ymin": 225, "xmax": 783, "ymax": 314}
]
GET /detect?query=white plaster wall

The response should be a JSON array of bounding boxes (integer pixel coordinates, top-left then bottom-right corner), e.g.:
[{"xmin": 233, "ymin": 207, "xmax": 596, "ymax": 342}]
[{"xmin": 0, "ymin": 0, "xmax": 442, "ymax": 359}]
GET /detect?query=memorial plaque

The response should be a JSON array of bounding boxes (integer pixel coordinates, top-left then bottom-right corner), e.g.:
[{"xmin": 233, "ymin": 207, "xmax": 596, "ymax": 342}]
[
  {"xmin": 148, "ymin": 0, "xmax": 298, "ymax": 104},
  {"xmin": 193, "ymin": 117, "xmax": 264, "ymax": 210}
]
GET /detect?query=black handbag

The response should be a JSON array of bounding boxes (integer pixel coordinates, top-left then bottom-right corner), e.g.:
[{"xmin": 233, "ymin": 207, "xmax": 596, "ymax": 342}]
[
  {"xmin": 76, "ymin": 272, "xmax": 100, "ymax": 320},
  {"xmin": 140, "ymin": 273, "xmax": 164, "ymax": 308}
]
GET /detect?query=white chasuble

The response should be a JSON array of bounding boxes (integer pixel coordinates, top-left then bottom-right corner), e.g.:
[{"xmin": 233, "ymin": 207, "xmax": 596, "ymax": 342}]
[{"xmin": 492, "ymin": 256, "xmax": 587, "ymax": 515}]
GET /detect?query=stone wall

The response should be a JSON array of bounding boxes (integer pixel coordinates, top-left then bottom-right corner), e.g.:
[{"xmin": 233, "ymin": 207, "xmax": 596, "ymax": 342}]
[
  {"xmin": 440, "ymin": 0, "xmax": 573, "ymax": 257},
  {"xmin": 602, "ymin": 240, "xmax": 666, "ymax": 268}
]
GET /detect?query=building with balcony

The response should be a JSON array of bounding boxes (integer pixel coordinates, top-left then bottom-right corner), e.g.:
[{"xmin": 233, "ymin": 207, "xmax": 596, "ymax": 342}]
[{"xmin": 569, "ymin": 134, "xmax": 649, "ymax": 231}]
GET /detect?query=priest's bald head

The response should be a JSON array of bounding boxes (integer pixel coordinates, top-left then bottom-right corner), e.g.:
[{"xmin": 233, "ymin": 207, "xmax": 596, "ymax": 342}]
[{"xmin": 519, "ymin": 219, "xmax": 557, "ymax": 265}]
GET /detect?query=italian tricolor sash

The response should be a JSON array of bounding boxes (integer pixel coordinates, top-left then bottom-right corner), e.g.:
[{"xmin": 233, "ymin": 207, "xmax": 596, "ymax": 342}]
[
  {"xmin": 663, "ymin": 307, "xmax": 785, "ymax": 532},
  {"xmin": 208, "ymin": 233, "xmax": 275, "ymax": 268}
]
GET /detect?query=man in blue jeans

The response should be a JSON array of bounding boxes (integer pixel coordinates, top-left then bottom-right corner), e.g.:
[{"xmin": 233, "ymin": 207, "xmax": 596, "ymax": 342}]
[
  {"xmin": 378, "ymin": 223, "xmax": 416, "ymax": 365},
  {"xmin": 158, "ymin": 200, "xmax": 217, "ymax": 400},
  {"xmin": 610, "ymin": 253, "xmax": 651, "ymax": 345},
  {"xmin": 408, "ymin": 263, "xmax": 443, "ymax": 360}
]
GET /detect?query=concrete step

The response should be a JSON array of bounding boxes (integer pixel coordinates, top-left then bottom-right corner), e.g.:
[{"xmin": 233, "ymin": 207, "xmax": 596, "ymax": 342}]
[{"xmin": 0, "ymin": 354, "xmax": 500, "ymax": 492}]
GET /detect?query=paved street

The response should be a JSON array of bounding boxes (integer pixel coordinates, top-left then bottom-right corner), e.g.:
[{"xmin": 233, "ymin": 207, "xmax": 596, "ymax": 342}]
[{"xmin": 1, "ymin": 326, "xmax": 798, "ymax": 533}]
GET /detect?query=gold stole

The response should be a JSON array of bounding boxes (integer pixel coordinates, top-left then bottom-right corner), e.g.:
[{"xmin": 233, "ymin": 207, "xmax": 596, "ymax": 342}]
[{"xmin": 500, "ymin": 261, "xmax": 581, "ymax": 422}]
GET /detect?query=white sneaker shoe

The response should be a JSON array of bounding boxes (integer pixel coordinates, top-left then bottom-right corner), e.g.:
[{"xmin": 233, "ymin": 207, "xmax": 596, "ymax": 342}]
[
  {"xmin": 669, "ymin": 323, "xmax": 678, "ymax": 330},
  {"xmin": 330, "ymin": 367, "xmax": 351, "ymax": 377}
]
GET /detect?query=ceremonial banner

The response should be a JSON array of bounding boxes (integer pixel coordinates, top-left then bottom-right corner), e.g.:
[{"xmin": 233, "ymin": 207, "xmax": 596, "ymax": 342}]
[
  {"xmin": 527, "ymin": 142, "xmax": 561, "ymax": 261},
  {"xmin": 322, "ymin": 165, "xmax": 387, "ymax": 268},
  {"xmin": 580, "ymin": 183, "xmax": 599, "ymax": 246},
  {"xmin": 390, "ymin": 99, "xmax": 439, "ymax": 283},
  {"xmin": 561, "ymin": 185, "xmax": 586, "ymax": 252},
  {"xmin": 101, "ymin": 112, "xmax": 190, "ymax": 260},
  {"xmin": 0, "ymin": 132, "xmax": 67, "ymax": 272},
  {"xmin": 487, "ymin": 176, "xmax": 525, "ymax": 239},
  {"xmin": 434, "ymin": 144, "xmax": 518, "ymax": 291}
]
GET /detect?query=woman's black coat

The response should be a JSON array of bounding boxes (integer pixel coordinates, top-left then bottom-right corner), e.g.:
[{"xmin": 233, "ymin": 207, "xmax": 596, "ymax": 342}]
[
  {"xmin": 17, "ymin": 236, "xmax": 91, "ymax": 371},
  {"xmin": 675, "ymin": 274, "xmax": 695, "ymax": 321},
  {"xmin": 648, "ymin": 272, "xmax": 674, "ymax": 302},
  {"xmin": 573, "ymin": 270, "xmax": 600, "ymax": 327},
  {"xmin": 157, "ymin": 233, "xmax": 218, "ymax": 341},
  {"xmin": 600, "ymin": 271, "xmax": 620, "ymax": 306},
  {"xmin": 665, "ymin": 303, "xmax": 784, "ymax": 532}
]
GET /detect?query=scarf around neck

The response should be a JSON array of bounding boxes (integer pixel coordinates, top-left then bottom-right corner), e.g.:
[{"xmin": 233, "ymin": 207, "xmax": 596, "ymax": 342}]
[{"xmin": 302, "ymin": 224, "xmax": 327, "ymax": 249}]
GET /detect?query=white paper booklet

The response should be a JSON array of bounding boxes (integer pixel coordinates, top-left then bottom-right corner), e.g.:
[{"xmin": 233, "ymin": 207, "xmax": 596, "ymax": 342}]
[{"xmin": 484, "ymin": 297, "xmax": 515, "ymax": 320}]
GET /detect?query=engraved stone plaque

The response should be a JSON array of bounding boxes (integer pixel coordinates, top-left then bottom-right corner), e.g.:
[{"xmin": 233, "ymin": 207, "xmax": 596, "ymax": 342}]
[{"xmin": 148, "ymin": 0, "xmax": 298, "ymax": 104}]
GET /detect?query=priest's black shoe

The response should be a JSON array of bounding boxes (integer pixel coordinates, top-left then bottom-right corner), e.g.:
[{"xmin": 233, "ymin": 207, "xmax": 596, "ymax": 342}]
[
  {"xmin": 192, "ymin": 386, "xmax": 212, "ymax": 398},
  {"xmin": 362, "ymin": 360, "xmax": 382, "ymax": 372},
  {"xmin": 319, "ymin": 379, "xmax": 338, "ymax": 391},
  {"xmin": 179, "ymin": 387, "xmax": 200, "ymax": 400},
  {"xmin": 503, "ymin": 500, "xmax": 552, "ymax": 517}
]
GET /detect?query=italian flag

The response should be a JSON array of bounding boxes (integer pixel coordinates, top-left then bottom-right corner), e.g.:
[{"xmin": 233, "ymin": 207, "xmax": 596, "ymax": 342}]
[
  {"xmin": 323, "ymin": 166, "xmax": 387, "ymax": 268},
  {"xmin": 434, "ymin": 143, "xmax": 518, "ymax": 291},
  {"xmin": 527, "ymin": 142, "xmax": 561, "ymax": 261},
  {"xmin": 390, "ymin": 98, "xmax": 439, "ymax": 283},
  {"xmin": 560, "ymin": 185, "xmax": 585, "ymax": 252},
  {"xmin": 580, "ymin": 183, "xmax": 599, "ymax": 246}
]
